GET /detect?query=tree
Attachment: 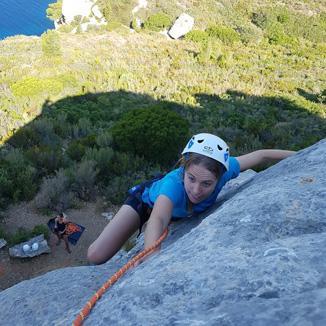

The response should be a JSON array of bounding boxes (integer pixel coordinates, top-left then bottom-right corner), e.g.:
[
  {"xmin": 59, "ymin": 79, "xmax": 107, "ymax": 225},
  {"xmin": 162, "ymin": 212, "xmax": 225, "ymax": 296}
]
[{"xmin": 46, "ymin": 0, "xmax": 63, "ymax": 22}]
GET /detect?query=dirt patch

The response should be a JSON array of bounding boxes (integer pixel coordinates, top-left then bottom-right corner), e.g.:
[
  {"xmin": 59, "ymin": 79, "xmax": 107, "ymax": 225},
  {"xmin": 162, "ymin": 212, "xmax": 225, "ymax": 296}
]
[{"xmin": 0, "ymin": 200, "xmax": 118, "ymax": 291}]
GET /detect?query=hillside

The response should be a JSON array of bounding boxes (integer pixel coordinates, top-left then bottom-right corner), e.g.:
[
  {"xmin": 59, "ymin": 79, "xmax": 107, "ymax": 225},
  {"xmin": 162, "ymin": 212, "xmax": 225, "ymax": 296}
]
[{"xmin": 0, "ymin": 0, "xmax": 325, "ymax": 223}]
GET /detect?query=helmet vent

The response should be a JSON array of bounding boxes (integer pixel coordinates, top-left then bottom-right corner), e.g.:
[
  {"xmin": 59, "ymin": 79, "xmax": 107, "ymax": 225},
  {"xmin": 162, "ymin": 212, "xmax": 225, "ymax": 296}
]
[
  {"xmin": 197, "ymin": 139, "xmax": 204, "ymax": 143},
  {"xmin": 217, "ymin": 145, "xmax": 223, "ymax": 150}
]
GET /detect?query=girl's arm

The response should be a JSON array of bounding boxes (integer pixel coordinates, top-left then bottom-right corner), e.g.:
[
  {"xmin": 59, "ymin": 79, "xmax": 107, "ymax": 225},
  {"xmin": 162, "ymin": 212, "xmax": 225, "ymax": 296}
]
[
  {"xmin": 236, "ymin": 149, "xmax": 296, "ymax": 172},
  {"xmin": 144, "ymin": 195, "xmax": 173, "ymax": 250}
]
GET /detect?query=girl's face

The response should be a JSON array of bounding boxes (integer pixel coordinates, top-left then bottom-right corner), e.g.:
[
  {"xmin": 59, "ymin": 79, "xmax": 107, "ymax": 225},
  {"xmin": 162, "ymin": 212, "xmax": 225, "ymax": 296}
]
[{"xmin": 184, "ymin": 163, "xmax": 218, "ymax": 204}]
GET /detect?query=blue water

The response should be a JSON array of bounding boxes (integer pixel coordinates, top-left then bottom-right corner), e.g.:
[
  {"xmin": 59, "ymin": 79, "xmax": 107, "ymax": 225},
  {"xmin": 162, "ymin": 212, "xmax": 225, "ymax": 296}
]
[{"xmin": 0, "ymin": 0, "xmax": 55, "ymax": 40}]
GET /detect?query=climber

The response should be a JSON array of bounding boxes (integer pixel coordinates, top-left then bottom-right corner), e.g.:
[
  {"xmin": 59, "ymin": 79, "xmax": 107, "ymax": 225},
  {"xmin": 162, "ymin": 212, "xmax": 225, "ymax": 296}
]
[{"xmin": 87, "ymin": 133, "xmax": 295, "ymax": 265}]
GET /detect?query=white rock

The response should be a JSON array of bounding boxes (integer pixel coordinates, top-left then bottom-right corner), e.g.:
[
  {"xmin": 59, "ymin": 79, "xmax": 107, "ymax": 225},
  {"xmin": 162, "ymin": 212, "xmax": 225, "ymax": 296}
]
[
  {"xmin": 101, "ymin": 212, "xmax": 114, "ymax": 221},
  {"xmin": 0, "ymin": 238, "xmax": 7, "ymax": 249},
  {"xmin": 132, "ymin": 0, "xmax": 148, "ymax": 15},
  {"xmin": 62, "ymin": 0, "xmax": 94, "ymax": 24},
  {"xmin": 92, "ymin": 5, "xmax": 103, "ymax": 19},
  {"xmin": 168, "ymin": 13, "xmax": 194, "ymax": 39}
]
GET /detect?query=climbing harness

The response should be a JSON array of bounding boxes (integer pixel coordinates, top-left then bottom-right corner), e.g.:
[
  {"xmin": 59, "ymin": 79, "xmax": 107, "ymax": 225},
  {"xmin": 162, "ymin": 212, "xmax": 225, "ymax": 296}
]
[{"xmin": 72, "ymin": 227, "xmax": 169, "ymax": 326}]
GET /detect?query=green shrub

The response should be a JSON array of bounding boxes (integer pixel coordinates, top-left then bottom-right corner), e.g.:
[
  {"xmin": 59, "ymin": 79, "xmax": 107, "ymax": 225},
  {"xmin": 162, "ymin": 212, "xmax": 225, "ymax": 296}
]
[
  {"xmin": 108, "ymin": 152, "xmax": 148, "ymax": 178},
  {"xmin": 46, "ymin": 0, "xmax": 62, "ymax": 21},
  {"xmin": 8, "ymin": 127, "xmax": 41, "ymax": 149},
  {"xmin": 11, "ymin": 77, "xmax": 63, "ymax": 97},
  {"xmin": 266, "ymin": 22, "xmax": 298, "ymax": 46},
  {"xmin": 1, "ymin": 150, "xmax": 38, "ymax": 202},
  {"xmin": 84, "ymin": 147, "xmax": 114, "ymax": 179},
  {"xmin": 34, "ymin": 169, "xmax": 73, "ymax": 211},
  {"xmin": 31, "ymin": 224, "xmax": 50, "ymax": 240},
  {"xmin": 26, "ymin": 146, "xmax": 66, "ymax": 176},
  {"xmin": 143, "ymin": 13, "xmax": 172, "ymax": 32},
  {"xmin": 66, "ymin": 141, "xmax": 86, "ymax": 161},
  {"xmin": 41, "ymin": 30, "xmax": 62, "ymax": 57},
  {"xmin": 96, "ymin": 131, "xmax": 113, "ymax": 148},
  {"xmin": 206, "ymin": 25, "xmax": 240, "ymax": 45},
  {"xmin": 0, "ymin": 167, "xmax": 13, "ymax": 208},
  {"xmin": 237, "ymin": 25, "xmax": 263, "ymax": 45},
  {"xmin": 103, "ymin": 174, "xmax": 137, "ymax": 204},
  {"xmin": 8, "ymin": 227, "xmax": 30, "ymax": 245},
  {"xmin": 251, "ymin": 11, "xmax": 272, "ymax": 29},
  {"xmin": 130, "ymin": 18, "xmax": 142, "ymax": 32},
  {"xmin": 70, "ymin": 160, "xmax": 98, "ymax": 200},
  {"xmin": 111, "ymin": 107, "xmax": 189, "ymax": 166},
  {"xmin": 185, "ymin": 30, "xmax": 209, "ymax": 44},
  {"xmin": 0, "ymin": 226, "xmax": 6, "ymax": 239}
]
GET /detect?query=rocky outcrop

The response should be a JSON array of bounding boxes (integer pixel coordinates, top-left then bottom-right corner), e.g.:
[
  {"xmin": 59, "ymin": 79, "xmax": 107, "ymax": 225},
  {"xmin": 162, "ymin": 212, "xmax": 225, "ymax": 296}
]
[
  {"xmin": 60, "ymin": 0, "xmax": 106, "ymax": 31},
  {"xmin": 8, "ymin": 234, "xmax": 50, "ymax": 258},
  {"xmin": 62, "ymin": 0, "xmax": 94, "ymax": 24},
  {"xmin": 0, "ymin": 140, "xmax": 325, "ymax": 325},
  {"xmin": 168, "ymin": 13, "xmax": 194, "ymax": 39}
]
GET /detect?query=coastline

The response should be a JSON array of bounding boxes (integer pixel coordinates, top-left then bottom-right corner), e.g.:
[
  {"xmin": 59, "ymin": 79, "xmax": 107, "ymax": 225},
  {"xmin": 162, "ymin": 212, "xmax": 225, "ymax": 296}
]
[{"xmin": 0, "ymin": 0, "xmax": 54, "ymax": 41}]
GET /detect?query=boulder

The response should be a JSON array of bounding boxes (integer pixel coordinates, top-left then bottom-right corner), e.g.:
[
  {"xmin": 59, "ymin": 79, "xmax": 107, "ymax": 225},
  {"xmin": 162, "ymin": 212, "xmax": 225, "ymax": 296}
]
[
  {"xmin": 8, "ymin": 234, "xmax": 50, "ymax": 258},
  {"xmin": 0, "ymin": 140, "xmax": 325, "ymax": 325},
  {"xmin": 62, "ymin": 0, "xmax": 94, "ymax": 24},
  {"xmin": 168, "ymin": 13, "xmax": 194, "ymax": 39},
  {"xmin": 0, "ymin": 238, "xmax": 6, "ymax": 249}
]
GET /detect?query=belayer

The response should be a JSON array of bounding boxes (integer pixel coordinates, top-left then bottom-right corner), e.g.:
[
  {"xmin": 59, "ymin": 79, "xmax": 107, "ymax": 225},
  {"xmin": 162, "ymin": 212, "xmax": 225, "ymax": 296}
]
[{"xmin": 87, "ymin": 133, "xmax": 295, "ymax": 265}]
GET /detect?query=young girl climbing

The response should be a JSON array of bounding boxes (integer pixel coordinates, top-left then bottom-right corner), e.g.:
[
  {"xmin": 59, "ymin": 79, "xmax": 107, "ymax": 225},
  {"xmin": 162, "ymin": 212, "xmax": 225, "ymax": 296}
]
[{"xmin": 87, "ymin": 133, "xmax": 295, "ymax": 265}]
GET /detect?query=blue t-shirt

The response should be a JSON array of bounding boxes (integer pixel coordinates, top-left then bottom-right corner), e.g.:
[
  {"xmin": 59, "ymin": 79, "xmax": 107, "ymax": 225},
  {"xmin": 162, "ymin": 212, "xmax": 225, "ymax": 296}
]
[{"xmin": 142, "ymin": 157, "xmax": 240, "ymax": 218}]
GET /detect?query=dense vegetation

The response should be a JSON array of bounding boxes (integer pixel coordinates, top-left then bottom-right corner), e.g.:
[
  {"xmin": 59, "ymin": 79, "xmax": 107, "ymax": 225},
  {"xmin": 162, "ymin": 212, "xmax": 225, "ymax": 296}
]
[{"xmin": 0, "ymin": 0, "xmax": 325, "ymax": 214}]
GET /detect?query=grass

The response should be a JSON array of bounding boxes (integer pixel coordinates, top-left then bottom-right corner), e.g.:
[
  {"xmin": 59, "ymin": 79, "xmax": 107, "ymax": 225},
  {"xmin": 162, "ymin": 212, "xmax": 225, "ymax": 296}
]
[{"xmin": 0, "ymin": 0, "xmax": 325, "ymax": 210}]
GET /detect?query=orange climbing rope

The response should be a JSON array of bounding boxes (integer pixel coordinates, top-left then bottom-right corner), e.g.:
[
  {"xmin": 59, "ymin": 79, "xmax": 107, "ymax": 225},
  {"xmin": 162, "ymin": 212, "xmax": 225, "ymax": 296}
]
[{"xmin": 72, "ymin": 227, "xmax": 169, "ymax": 326}]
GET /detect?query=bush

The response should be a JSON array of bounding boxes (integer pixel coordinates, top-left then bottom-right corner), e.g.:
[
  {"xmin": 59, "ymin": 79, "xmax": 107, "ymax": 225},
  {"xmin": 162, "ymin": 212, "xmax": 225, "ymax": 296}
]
[
  {"xmin": 31, "ymin": 224, "xmax": 50, "ymax": 240},
  {"xmin": 84, "ymin": 147, "xmax": 114, "ymax": 181},
  {"xmin": 8, "ymin": 126, "xmax": 41, "ymax": 149},
  {"xmin": 96, "ymin": 131, "xmax": 113, "ymax": 148},
  {"xmin": 11, "ymin": 77, "xmax": 63, "ymax": 97},
  {"xmin": 103, "ymin": 174, "xmax": 138, "ymax": 204},
  {"xmin": 111, "ymin": 107, "xmax": 189, "ymax": 166},
  {"xmin": 251, "ymin": 11, "xmax": 272, "ymax": 29},
  {"xmin": 236, "ymin": 25, "xmax": 263, "ymax": 45},
  {"xmin": 185, "ymin": 30, "xmax": 209, "ymax": 44},
  {"xmin": 143, "ymin": 13, "xmax": 172, "ymax": 31},
  {"xmin": 67, "ymin": 141, "xmax": 86, "ymax": 162},
  {"xmin": 70, "ymin": 160, "xmax": 98, "ymax": 200},
  {"xmin": 41, "ymin": 30, "xmax": 62, "ymax": 57},
  {"xmin": 34, "ymin": 169, "xmax": 72, "ymax": 211},
  {"xmin": 46, "ymin": 0, "xmax": 62, "ymax": 21},
  {"xmin": 0, "ymin": 226, "xmax": 6, "ymax": 239},
  {"xmin": 26, "ymin": 146, "xmax": 65, "ymax": 176},
  {"xmin": 266, "ymin": 22, "xmax": 298, "ymax": 46},
  {"xmin": 8, "ymin": 227, "xmax": 31, "ymax": 245},
  {"xmin": 206, "ymin": 25, "xmax": 240, "ymax": 45},
  {"xmin": 1, "ymin": 150, "xmax": 38, "ymax": 202}
]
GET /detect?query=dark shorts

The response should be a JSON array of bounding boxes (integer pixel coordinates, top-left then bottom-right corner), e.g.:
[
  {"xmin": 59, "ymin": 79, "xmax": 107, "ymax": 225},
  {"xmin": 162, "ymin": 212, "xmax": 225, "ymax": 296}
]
[{"xmin": 124, "ymin": 193, "xmax": 152, "ymax": 235}]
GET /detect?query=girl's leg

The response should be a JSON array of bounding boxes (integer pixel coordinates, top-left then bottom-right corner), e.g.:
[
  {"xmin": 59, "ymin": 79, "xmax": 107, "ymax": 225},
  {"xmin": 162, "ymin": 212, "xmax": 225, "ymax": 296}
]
[
  {"xmin": 63, "ymin": 235, "xmax": 71, "ymax": 253},
  {"xmin": 87, "ymin": 205, "xmax": 140, "ymax": 265},
  {"xmin": 54, "ymin": 231, "xmax": 61, "ymax": 245}
]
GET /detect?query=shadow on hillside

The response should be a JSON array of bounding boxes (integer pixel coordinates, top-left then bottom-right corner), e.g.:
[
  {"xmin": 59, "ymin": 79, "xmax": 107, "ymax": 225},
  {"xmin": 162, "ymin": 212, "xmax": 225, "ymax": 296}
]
[
  {"xmin": 297, "ymin": 88, "xmax": 325, "ymax": 104},
  {"xmin": 1, "ymin": 89, "xmax": 325, "ymax": 212}
]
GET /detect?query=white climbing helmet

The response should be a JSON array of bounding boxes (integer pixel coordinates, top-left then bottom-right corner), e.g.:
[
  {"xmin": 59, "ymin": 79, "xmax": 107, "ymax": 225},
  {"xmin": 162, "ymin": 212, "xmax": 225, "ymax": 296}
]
[
  {"xmin": 22, "ymin": 244, "xmax": 31, "ymax": 253},
  {"xmin": 182, "ymin": 133, "xmax": 230, "ymax": 170}
]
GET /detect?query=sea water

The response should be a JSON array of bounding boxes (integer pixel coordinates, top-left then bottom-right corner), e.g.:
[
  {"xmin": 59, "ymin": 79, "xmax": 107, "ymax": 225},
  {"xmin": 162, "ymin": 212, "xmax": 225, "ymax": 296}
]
[{"xmin": 0, "ymin": 0, "xmax": 55, "ymax": 40}]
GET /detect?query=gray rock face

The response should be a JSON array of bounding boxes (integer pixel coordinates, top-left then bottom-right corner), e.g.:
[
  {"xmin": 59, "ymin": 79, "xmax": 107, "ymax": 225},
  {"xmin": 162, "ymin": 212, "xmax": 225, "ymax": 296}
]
[{"xmin": 0, "ymin": 140, "xmax": 325, "ymax": 325}]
